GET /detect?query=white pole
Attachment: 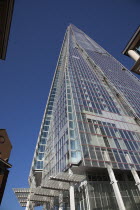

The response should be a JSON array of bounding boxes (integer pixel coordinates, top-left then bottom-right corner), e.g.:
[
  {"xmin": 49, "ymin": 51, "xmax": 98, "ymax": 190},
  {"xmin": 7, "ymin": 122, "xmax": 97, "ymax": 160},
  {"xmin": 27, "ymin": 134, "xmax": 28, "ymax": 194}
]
[
  {"xmin": 32, "ymin": 202, "xmax": 35, "ymax": 209},
  {"xmin": 84, "ymin": 181, "xmax": 91, "ymax": 210},
  {"xmin": 104, "ymin": 152, "xmax": 126, "ymax": 210},
  {"xmin": 43, "ymin": 203, "xmax": 48, "ymax": 210},
  {"xmin": 69, "ymin": 183, "xmax": 75, "ymax": 210},
  {"xmin": 106, "ymin": 164, "xmax": 126, "ymax": 210},
  {"xmin": 25, "ymin": 201, "xmax": 34, "ymax": 210},
  {"xmin": 68, "ymin": 169, "xmax": 75, "ymax": 210},
  {"xmin": 25, "ymin": 201, "xmax": 30, "ymax": 210},
  {"xmin": 126, "ymin": 154, "xmax": 140, "ymax": 191},
  {"xmin": 131, "ymin": 168, "xmax": 140, "ymax": 191},
  {"xmin": 79, "ymin": 181, "xmax": 90, "ymax": 210},
  {"xmin": 50, "ymin": 198, "xmax": 54, "ymax": 210},
  {"xmin": 25, "ymin": 176, "xmax": 36, "ymax": 210},
  {"xmin": 81, "ymin": 189, "xmax": 86, "ymax": 210},
  {"xmin": 59, "ymin": 191, "xmax": 63, "ymax": 210}
]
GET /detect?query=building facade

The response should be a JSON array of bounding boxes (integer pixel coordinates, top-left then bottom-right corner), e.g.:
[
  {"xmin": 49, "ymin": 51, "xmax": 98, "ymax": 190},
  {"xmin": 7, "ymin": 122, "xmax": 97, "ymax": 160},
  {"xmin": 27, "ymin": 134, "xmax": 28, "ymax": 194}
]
[
  {"xmin": 0, "ymin": 0, "xmax": 15, "ymax": 60},
  {"xmin": 14, "ymin": 25, "xmax": 140, "ymax": 209},
  {"xmin": 0, "ymin": 129, "xmax": 12, "ymax": 204},
  {"xmin": 0, "ymin": 0, "xmax": 14, "ymax": 204},
  {"xmin": 122, "ymin": 26, "xmax": 140, "ymax": 75}
]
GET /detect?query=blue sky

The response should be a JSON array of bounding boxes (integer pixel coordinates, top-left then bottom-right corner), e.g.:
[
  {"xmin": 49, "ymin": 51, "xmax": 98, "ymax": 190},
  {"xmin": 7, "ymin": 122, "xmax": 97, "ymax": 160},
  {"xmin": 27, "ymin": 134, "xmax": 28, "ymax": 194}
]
[{"xmin": 1, "ymin": 0, "xmax": 140, "ymax": 209}]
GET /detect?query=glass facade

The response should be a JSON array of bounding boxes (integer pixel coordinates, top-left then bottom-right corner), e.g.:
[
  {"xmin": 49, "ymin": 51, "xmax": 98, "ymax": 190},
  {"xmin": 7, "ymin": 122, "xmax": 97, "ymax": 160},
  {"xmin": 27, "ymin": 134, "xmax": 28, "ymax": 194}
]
[
  {"xmin": 30, "ymin": 24, "xmax": 140, "ymax": 176},
  {"xmin": 27, "ymin": 25, "xmax": 140, "ymax": 209}
]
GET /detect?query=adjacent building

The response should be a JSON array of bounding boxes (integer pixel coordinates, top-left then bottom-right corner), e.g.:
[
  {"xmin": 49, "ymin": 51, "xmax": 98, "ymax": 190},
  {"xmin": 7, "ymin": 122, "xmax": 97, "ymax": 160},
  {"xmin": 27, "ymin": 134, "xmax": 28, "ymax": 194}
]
[
  {"xmin": 14, "ymin": 25, "xmax": 140, "ymax": 209},
  {"xmin": 0, "ymin": 0, "xmax": 14, "ymax": 205},
  {"xmin": 0, "ymin": 129, "xmax": 12, "ymax": 204},
  {"xmin": 0, "ymin": 0, "xmax": 15, "ymax": 60},
  {"xmin": 122, "ymin": 26, "xmax": 140, "ymax": 75}
]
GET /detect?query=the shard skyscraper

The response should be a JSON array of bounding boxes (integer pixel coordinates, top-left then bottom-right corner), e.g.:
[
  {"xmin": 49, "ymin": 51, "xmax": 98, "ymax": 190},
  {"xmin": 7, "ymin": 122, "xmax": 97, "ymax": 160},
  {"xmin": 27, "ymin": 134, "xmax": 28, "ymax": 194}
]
[{"xmin": 14, "ymin": 25, "xmax": 140, "ymax": 210}]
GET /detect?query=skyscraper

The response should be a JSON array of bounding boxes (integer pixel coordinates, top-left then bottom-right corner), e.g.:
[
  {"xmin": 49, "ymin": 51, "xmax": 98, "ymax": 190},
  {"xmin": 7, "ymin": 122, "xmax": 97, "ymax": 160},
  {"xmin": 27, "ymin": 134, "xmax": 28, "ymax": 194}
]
[{"xmin": 14, "ymin": 25, "xmax": 140, "ymax": 210}]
